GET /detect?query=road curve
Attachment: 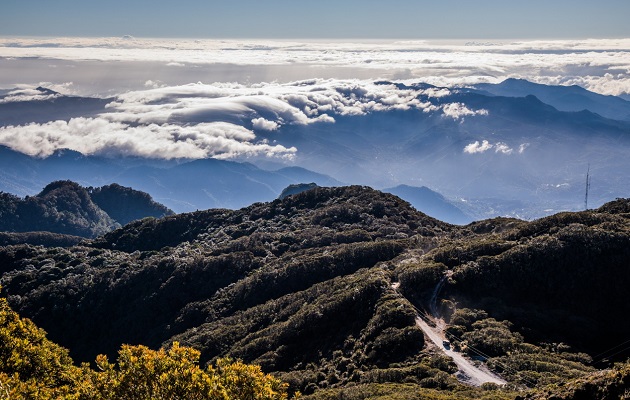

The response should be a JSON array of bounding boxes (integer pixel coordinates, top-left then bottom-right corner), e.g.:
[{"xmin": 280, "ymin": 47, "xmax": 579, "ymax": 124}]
[
  {"xmin": 415, "ymin": 316, "xmax": 506, "ymax": 386},
  {"xmin": 391, "ymin": 281, "xmax": 506, "ymax": 386}
]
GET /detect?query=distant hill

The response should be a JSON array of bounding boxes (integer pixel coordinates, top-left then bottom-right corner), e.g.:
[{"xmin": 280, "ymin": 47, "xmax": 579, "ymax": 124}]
[
  {"xmin": 2, "ymin": 186, "xmax": 630, "ymax": 397},
  {"xmin": 0, "ymin": 180, "xmax": 119, "ymax": 238},
  {"xmin": 0, "ymin": 146, "xmax": 343, "ymax": 213},
  {"xmin": 472, "ymin": 78, "xmax": 630, "ymax": 121},
  {"xmin": 0, "ymin": 180, "xmax": 173, "ymax": 239},
  {"xmin": 383, "ymin": 184, "xmax": 472, "ymax": 225},
  {"xmin": 278, "ymin": 183, "xmax": 319, "ymax": 199},
  {"xmin": 89, "ymin": 183, "xmax": 174, "ymax": 226}
]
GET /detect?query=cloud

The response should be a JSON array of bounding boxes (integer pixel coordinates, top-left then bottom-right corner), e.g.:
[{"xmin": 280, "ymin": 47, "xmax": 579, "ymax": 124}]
[
  {"xmin": 2, "ymin": 37, "xmax": 630, "ymax": 96},
  {"xmin": 1, "ymin": 78, "xmax": 501, "ymax": 161},
  {"xmin": 464, "ymin": 140, "xmax": 493, "ymax": 154},
  {"xmin": 0, "ymin": 118, "xmax": 296, "ymax": 160},
  {"xmin": 0, "ymin": 88, "xmax": 61, "ymax": 104},
  {"xmin": 494, "ymin": 142, "xmax": 513, "ymax": 154},
  {"xmin": 101, "ymin": 80, "xmax": 459, "ymax": 128},
  {"xmin": 251, "ymin": 117, "xmax": 279, "ymax": 131},
  {"xmin": 441, "ymin": 103, "xmax": 488, "ymax": 120},
  {"xmin": 464, "ymin": 140, "xmax": 528, "ymax": 155},
  {"xmin": 518, "ymin": 143, "xmax": 529, "ymax": 154}
]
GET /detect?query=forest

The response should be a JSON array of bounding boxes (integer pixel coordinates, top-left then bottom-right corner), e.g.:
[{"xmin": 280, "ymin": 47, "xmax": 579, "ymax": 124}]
[{"xmin": 1, "ymin": 186, "xmax": 629, "ymax": 399}]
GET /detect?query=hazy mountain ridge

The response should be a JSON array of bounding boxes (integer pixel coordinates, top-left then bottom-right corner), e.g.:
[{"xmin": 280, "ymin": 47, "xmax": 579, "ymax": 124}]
[
  {"xmin": 0, "ymin": 86, "xmax": 112, "ymax": 125},
  {"xmin": 0, "ymin": 145, "xmax": 343, "ymax": 213},
  {"xmin": 1, "ymin": 79, "xmax": 629, "ymax": 219},
  {"xmin": 1, "ymin": 186, "xmax": 629, "ymax": 397},
  {"xmin": 472, "ymin": 78, "xmax": 630, "ymax": 121},
  {"xmin": 383, "ymin": 185, "xmax": 472, "ymax": 225}
]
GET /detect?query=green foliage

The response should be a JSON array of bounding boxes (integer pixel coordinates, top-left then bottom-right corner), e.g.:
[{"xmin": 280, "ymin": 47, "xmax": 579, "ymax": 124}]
[
  {"xmin": 0, "ymin": 293, "xmax": 291, "ymax": 399},
  {"xmin": 0, "ymin": 181, "xmax": 119, "ymax": 238},
  {"xmin": 88, "ymin": 183, "xmax": 173, "ymax": 226},
  {"xmin": 301, "ymin": 382, "xmax": 515, "ymax": 399},
  {"xmin": 0, "ymin": 231, "xmax": 83, "ymax": 247},
  {"xmin": 461, "ymin": 318, "xmax": 523, "ymax": 358},
  {"xmin": 527, "ymin": 360, "xmax": 630, "ymax": 400},
  {"xmin": 91, "ymin": 344, "xmax": 289, "ymax": 400},
  {"xmin": 0, "ymin": 294, "xmax": 79, "ymax": 398},
  {"xmin": 2, "ymin": 187, "xmax": 630, "ymax": 398},
  {"xmin": 444, "ymin": 312, "xmax": 594, "ymax": 387}
]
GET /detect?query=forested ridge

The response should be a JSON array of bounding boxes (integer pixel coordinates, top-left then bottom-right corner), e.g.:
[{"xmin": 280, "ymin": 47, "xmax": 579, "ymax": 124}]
[
  {"xmin": 0, "ymin": 181, "xmax": 173, "ymax": 240},
  {"xmin": 1, "ymin": 187, "xmax": 629, "ymax": 398}
]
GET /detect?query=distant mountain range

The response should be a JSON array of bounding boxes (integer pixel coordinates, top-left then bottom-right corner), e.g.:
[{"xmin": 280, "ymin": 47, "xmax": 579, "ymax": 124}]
[
  {"xmin": 472, "ymin": 78, "xmax": 630, "ymax": 121},
  {"xmin": 0, "ymin": 146, "xmax": 343, "ymax": 213},
  {"xmin": 383, "ymin": 185, "xmax": 472, "ymax": 225},
  {"xmin": 1, "ymin": 80, "xmax": 629, "ymax": 220}
]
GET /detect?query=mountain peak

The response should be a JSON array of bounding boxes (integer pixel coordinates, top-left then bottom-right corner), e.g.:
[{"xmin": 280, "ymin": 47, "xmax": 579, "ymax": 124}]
[{"xmin": 34, "ymin": 86, "xmax": 60, "ymax": 96}]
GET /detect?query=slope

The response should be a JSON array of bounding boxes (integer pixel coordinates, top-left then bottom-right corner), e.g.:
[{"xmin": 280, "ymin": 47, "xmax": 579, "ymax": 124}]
[
  {"xmin": 1, "ymin": 187, "xmax": 630, "ymax": 397},
  {"xmin": 0, "ymin": 180, "xmax": 174, "ymax": 239}
]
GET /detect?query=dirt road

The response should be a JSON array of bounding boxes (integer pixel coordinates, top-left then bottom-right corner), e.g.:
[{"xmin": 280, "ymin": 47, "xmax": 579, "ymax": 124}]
[{"xmin": 392, "ymin": 280, "xmax": 506, "ymax": 386}]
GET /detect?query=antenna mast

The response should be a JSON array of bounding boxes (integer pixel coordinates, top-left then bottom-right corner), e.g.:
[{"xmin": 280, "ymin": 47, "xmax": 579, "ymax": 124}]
[{"xmin": 584, "ymin": 164, "xmax": 591, "ymax": 210}]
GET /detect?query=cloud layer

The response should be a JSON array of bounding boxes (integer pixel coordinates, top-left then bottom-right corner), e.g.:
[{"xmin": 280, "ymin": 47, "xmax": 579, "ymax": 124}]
[
  {"xmin": 1, "ymin": 37, "xmax": 630, "ymax": 96},
  {"xmin": 0, "ymin": 79, "xmax": 493, "ymax": 159},
  {"xmin": 0, "ymin": 118, "xmax": 296, "ymax": 159}
]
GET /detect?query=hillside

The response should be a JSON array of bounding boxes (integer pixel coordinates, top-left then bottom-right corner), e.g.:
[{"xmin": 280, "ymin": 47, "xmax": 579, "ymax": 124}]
[
  {"xmin": 0, "ymin": 180, "xmax": 173, "ymax": 239},
  {"xmin": 0, "ymin": 186, "xmax": 629, "ymax": 397},
  {"xmin": 88, "ymin": 183, "xmax": 174, "ymax": 226}
]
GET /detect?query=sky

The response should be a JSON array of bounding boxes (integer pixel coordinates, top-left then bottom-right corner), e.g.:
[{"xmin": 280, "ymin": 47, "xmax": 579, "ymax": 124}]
[{"xmin": 1, "ymin": 0, "xmax": 630, "ymax": 39}]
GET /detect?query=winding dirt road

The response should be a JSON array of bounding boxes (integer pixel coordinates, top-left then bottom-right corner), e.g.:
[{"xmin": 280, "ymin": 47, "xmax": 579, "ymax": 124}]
[
  {"xmin": 392, "ymin": 280, "xmax": 506, "ymax": 386},
  {"xmin": 414, "ymin": 315, "xmax": 506, "ymax": 386}
]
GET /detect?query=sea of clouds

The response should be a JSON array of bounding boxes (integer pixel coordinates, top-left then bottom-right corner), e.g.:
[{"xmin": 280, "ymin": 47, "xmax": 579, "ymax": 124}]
[
  {"xmin": 2, "ymin": 37, "xmax": 630, "ymax": 95},
  {"xmin": 0, "ymin": 37, "xmax": 629, "ymax": 161}
]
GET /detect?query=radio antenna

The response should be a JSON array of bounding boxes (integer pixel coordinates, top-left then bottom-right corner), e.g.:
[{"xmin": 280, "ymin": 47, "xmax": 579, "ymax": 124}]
[{"xmin": 584, "ymin": 164, "xmax": 591, "ymax": 210}]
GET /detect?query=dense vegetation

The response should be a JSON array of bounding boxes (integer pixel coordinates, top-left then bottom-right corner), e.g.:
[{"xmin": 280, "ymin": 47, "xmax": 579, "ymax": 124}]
[
  {"xmin": 0, "ymin": 180, "xmax": 173, "ymax": 240},
  {"xmin": 88, "ymin": 183, "xmax": 173, "ymax": 226},
  {"xmin": 0, "ymin": 291, "xmax": 290, "ymax": 399},
  {"xmin": 278, "ymin": 183, "xmax": 319, "ymax": 200},
  {"xmin": 1, "ymin": 186, "xmax": 629, "ymax": 398}
]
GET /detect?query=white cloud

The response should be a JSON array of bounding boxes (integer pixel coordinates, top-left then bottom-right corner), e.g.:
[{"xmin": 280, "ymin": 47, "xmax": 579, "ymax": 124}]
[
  {"xmin": 101, "ymin": 80, "xmax": 451, "ymax": 128},
  {"xmin": 441, "ymin": 102, "xmax": 488, "ymax": 120},
  {"xmin": 0, "ymin": 118, "xmax": 296, "ymax": 160},
  {"xmin": 494, "ymin": 142, "xmax": 513, "ymax": 154},
  {"xmin": 0, "ymin": 88, "xmax": 60, "ymax": 104},
  {"xmin": 2, "ymin": 37, "xmax": 630, "ymax": 96},
  {"xmin": 464, "ymin": 140, "xmax": 493, "ymax": 154},
  {"xmin": 144, "ymin": 80, "xmax": 165, "ymax": 88},
  {"xmin": 464, "ymin": 140, "xmax": 522, "ymax": 155},
  {"xmin": 251, "ymin": 117, "xmax": 279, "ymax": 131},
  {"xmin": 518, "ymin": 143, "xmax": 530, "ymax": 154}
]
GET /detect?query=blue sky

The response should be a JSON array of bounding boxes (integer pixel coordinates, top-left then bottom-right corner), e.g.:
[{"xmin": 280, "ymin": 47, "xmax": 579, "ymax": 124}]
[{"xmin": 1, "ymin": 0, "xmax": 629, "ymax": 39}]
